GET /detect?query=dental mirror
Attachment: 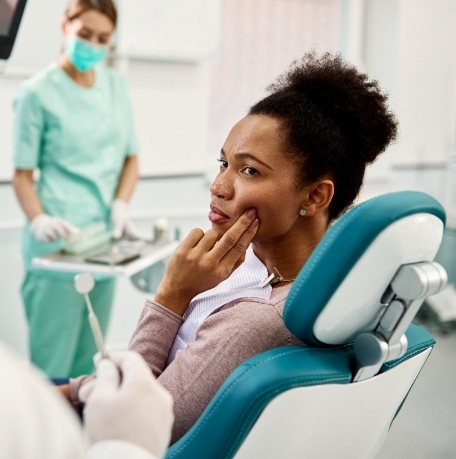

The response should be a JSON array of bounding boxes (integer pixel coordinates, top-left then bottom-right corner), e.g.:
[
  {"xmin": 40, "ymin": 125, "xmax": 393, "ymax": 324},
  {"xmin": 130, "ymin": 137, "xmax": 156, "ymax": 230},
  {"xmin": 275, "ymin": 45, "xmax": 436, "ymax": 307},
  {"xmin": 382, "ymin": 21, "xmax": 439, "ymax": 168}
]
[
  {"xmin": 73, "ymin": 273, "xmax": 108, "ymax": 359},
  {"xmin": 74, "ymin": 272, "xmax": 95, "ymax": 294}
]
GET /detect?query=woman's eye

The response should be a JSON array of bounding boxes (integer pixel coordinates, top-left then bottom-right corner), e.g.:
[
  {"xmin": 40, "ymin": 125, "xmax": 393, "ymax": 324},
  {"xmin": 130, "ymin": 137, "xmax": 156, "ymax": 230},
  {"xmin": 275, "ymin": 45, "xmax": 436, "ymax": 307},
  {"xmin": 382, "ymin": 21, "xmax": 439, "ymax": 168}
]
[
  {"xmin": 217, "ymin": 158, "xmax": 228, "ymax": 169},
  {"xmin": 242, "ymin": 166, "xmax": 258, "ymax": 176},
  {"xmin": 77, "ymin": 31, "xmax": 90, "ymax": 40}
]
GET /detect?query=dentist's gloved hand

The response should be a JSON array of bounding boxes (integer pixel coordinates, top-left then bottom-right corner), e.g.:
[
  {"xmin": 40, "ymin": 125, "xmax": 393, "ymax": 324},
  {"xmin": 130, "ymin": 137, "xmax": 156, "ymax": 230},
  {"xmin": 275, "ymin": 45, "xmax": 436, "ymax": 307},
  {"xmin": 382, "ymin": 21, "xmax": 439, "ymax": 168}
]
[
  {"xmin": 82, "ymin": 351, "xmax": 174, "ymax": 459},
  {"xmin": 111, "ymin": 199, "xmax": 141, "ymax": 240},
  {"xmin": 30, "ymin": 214, "xmax": 80, "ymax": 242}
]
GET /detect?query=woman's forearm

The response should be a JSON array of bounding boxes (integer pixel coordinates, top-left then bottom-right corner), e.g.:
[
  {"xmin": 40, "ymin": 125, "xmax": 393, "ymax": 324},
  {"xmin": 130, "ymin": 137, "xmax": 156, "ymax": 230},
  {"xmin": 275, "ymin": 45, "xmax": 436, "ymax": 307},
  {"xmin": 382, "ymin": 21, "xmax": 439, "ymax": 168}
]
[
  {"xmin": 115, "ymin": 155, "xmax": 139, "ymax": 202},
  {"xmin": 12, "ymin": 169, "xmax": 43, "ymax": 221}
]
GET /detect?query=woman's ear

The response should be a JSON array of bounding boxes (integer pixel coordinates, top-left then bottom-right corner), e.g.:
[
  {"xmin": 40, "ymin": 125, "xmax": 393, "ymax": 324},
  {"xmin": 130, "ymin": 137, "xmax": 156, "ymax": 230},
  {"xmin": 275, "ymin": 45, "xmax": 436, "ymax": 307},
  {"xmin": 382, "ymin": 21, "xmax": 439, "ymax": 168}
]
[{"xmin": 301, "ymin": 179, "xmax": 334, "ymax": 216}]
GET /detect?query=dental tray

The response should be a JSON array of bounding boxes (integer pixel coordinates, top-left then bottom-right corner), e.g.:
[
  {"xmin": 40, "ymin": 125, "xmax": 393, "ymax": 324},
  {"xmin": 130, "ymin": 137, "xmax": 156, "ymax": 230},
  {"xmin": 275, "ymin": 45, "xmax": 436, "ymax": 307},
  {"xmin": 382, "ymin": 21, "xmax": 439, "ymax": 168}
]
[
  {"xmin": 64, "ymin": 222, "xmax": 112, "ymax": 255},
  {"xmin": 32, "ymin": 238, "xmax": 178, "ymax": 277},
  {"xmin": 85, "ymin": 245, "xmax": 141, "ymax": 265}
]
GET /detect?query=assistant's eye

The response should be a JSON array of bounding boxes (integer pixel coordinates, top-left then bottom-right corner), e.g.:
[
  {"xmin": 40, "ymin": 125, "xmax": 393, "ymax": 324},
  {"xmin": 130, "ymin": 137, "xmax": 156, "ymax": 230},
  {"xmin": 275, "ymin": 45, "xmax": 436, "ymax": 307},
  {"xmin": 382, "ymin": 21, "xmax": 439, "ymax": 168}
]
[
  {"xmin": 77, "ymin": 30, "xmax": 91, "ymax": 40},
  {"xmin": 242, "ymin": 166, "xmax": 258, "ymax": 176},
  {"xmin": 98, "ymin": 35, "xmax": 110, "ymax": 45},
  {"xmin": 217, "ymin": 158, "xmax": 228, "ymax": 169}
]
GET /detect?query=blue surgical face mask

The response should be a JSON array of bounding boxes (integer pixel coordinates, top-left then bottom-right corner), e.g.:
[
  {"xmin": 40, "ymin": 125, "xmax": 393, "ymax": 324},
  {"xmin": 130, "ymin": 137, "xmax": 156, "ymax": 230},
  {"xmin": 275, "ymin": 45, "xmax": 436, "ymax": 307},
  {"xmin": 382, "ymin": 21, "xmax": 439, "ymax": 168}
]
[{"xmin": 65, "ymin": 35, "xmax": 108, "ymax": 72}]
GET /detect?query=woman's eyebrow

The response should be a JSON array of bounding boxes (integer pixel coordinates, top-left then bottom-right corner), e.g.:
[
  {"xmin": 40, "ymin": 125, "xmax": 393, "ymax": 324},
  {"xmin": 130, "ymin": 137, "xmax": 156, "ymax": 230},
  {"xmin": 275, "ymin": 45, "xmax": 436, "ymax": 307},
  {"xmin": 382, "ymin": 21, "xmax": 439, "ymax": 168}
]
[
  {"xmin": 220, "ymin": 148, "xmax": 273, "ymax": 170},
  {"xmin": 80, "ymin": 26, "xmax": 111, "ymax": 37}
]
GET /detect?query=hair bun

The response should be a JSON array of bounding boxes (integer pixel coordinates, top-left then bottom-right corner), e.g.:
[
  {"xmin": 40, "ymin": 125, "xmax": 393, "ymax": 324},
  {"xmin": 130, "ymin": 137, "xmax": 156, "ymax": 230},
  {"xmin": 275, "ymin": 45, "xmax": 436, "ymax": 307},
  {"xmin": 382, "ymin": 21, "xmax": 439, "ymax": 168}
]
[{"xmin": 268, "ymin": 51, "xmax": 398, "ymax": 165}]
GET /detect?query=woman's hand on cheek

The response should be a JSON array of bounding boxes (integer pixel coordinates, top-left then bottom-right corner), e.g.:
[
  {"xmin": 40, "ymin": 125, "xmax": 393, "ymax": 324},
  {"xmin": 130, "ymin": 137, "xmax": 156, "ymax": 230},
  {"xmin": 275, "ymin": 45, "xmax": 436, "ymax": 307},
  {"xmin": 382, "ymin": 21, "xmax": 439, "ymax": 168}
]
[{"xmin": 154, "ymin": 208, "xmax": 259, "ymax": 316}]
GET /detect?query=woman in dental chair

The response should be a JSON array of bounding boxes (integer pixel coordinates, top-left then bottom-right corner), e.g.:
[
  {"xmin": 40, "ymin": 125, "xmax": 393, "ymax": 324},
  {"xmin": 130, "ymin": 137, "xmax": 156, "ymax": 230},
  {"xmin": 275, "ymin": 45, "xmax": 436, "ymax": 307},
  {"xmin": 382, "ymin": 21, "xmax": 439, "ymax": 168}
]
[{"xmin": 68, "ymin": 51, "xmax": 398, "ymax": 444}]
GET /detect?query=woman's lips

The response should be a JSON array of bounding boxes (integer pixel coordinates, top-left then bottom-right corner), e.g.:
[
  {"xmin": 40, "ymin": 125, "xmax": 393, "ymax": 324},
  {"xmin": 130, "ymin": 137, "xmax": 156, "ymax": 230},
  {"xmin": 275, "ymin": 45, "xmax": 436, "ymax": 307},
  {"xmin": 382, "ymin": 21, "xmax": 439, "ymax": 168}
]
[{"xmin": 209, "ymin": 205, "xmax": 230, "ymax": 224}]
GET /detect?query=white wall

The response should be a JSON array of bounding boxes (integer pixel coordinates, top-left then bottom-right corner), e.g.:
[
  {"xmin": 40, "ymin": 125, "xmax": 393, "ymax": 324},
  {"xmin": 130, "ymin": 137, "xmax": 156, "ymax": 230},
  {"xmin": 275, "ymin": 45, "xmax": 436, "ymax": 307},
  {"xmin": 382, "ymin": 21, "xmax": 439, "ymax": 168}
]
[
  {"xmin": 364, "ymin": 0, "xmax": 456, "ymax": 168},
  {"xmin": 117, "ymin": 58, "xmax": 211, "ymax": 177},
  {"xmin": 115, "ymin": 0, "xmax": 221, "ymax": 62}
]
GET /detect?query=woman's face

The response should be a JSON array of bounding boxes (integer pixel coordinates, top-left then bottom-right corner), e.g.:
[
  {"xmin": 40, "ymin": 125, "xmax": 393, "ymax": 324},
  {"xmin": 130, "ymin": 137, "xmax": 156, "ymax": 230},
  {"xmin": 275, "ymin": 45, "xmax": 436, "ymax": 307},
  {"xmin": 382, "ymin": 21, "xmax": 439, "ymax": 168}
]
[
  {"xmin": 63, "ymin": 9, "xmax": 114, "ymax": 45},
  {"xmin": 209, "ymin": 114, "xmax": 308, "ymax": 242}
]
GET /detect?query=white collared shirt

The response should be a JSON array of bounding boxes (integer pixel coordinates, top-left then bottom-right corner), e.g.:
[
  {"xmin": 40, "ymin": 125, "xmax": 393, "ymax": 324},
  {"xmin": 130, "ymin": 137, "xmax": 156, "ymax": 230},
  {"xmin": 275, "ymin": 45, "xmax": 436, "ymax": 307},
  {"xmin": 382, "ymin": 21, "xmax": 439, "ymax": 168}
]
[{"xmin": 167, "ymin": 246, "xmax": 272, "ymax": 364}]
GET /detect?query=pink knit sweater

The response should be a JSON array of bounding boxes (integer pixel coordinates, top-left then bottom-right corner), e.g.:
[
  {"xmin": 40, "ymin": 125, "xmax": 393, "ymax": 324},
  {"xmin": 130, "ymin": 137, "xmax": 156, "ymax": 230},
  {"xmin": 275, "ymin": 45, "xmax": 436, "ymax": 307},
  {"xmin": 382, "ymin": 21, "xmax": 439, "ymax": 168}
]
[{"xmin": 70, "ymin": 283, "xmax": 303, "ymax": 443}]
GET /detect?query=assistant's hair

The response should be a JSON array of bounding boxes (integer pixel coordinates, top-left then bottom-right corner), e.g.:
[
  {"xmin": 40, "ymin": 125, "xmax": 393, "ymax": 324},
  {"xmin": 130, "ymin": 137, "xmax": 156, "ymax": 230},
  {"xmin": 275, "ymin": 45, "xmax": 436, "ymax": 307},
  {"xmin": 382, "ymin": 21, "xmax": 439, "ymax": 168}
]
[
  {"xmin": 249, "ymin": 51, "xmax": 398, "ymax": 223},
  {"xmin": 65, "ymin": 0, "xmax": 117, "ymax": 27}
]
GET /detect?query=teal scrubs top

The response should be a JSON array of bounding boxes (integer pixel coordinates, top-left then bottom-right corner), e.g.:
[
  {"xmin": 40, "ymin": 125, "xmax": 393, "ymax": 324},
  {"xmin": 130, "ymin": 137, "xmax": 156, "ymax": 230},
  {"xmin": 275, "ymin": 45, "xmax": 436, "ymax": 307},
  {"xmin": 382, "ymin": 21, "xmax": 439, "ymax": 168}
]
[{"xmin": 13, "ymin": 63, "xmax": 138, "ymax": 275}]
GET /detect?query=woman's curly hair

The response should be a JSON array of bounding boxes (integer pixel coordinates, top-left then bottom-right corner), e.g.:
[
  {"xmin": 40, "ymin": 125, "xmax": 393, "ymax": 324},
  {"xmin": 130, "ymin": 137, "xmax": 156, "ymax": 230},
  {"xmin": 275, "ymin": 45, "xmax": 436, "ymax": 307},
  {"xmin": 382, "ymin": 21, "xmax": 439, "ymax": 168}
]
[{"xmin": 249, "ymin": 51, "xmax": 398, "ymax": 222}]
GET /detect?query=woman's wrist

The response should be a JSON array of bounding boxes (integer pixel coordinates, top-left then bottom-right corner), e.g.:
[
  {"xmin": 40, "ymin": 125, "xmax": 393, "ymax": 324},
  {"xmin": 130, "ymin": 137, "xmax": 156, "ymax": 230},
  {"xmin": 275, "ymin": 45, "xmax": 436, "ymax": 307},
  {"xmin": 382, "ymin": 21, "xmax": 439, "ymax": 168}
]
[{"xmin": 154, "ymin": 283, "xmax": 190, "ymax": 317}]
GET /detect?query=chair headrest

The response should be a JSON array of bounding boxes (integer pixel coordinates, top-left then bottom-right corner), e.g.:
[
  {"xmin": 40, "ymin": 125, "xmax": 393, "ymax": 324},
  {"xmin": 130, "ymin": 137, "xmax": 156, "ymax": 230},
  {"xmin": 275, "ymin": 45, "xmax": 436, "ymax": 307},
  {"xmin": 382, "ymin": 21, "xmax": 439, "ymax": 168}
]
[{"xmin": 284, "ymin": 191, "xmax": 446, "ymax": 346}]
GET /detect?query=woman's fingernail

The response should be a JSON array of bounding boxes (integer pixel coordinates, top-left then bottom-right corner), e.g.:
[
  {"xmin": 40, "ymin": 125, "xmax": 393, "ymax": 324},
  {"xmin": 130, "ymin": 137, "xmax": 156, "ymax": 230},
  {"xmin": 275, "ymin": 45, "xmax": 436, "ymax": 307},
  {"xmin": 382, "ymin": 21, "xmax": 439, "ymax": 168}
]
[
  {"xmin": 252, "ymin": 218, "xmax": 259, "ymax": 227},
  {"xmin": 246, "ymin": 208, "xmax": 256, "ymax": 219}
]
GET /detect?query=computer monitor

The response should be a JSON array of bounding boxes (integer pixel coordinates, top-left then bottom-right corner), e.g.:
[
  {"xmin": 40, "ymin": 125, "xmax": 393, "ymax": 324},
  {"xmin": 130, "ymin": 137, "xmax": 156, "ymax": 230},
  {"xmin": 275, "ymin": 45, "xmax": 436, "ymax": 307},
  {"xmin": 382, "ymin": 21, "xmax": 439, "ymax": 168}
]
[{"xmin": 0, "ymin": 0, "xmax": 28, "ymax": 60}]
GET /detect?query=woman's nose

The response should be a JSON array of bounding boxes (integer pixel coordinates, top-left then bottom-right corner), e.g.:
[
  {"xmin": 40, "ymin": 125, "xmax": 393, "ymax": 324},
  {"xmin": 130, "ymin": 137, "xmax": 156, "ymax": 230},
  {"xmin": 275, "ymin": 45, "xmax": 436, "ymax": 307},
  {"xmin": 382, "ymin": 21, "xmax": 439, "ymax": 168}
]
[{"xmin": 210, "ymin": 173, "xmax": 234, "ymax": 199}]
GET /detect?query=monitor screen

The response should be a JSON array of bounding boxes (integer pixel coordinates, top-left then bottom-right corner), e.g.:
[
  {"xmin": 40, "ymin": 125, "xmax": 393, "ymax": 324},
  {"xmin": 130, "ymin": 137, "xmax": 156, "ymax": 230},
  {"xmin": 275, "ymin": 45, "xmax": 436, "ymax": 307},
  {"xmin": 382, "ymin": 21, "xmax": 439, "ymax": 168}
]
[{"xmin": 0, "ymin": 0, "xmax": 28, "ymax": 59}]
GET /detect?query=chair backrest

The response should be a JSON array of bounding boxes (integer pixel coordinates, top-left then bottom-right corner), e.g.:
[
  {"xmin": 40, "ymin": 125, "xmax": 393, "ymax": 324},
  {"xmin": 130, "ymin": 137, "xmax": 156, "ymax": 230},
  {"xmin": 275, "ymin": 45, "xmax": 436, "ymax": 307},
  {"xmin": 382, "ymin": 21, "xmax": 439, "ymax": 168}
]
[{"xmin": 165, "ymin": 191, "xmax": 447, "ymax": 459}]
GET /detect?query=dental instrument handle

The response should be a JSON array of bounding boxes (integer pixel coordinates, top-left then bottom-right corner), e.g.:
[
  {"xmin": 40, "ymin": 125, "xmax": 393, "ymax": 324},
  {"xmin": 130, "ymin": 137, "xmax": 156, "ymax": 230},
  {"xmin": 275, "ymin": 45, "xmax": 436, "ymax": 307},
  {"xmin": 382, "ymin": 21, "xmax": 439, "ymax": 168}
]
[
  {"xmin": 84, "ymin": 293, "xmax": 108, "ymax": 359},
  {"xmin": 89, "ymin": 312, "xmax": 108, "ymax": 359}
]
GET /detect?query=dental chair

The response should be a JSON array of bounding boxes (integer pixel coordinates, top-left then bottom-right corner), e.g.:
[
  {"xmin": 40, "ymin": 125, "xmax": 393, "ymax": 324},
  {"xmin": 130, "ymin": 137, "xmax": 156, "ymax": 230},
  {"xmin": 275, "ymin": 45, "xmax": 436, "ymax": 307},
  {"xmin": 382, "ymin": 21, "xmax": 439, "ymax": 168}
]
[{"xmin": 165, "ymin": 190, "xmax": 447, "ymax": 459}]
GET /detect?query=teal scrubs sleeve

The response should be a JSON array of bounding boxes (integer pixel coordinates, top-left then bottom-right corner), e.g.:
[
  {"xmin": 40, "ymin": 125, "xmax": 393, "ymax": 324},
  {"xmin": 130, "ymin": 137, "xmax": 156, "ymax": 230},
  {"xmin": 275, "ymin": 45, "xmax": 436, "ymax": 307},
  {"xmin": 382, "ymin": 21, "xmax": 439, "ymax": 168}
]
[{"xmin": 13, "ymin": 86, "xmax": 43, "ymax": 169}]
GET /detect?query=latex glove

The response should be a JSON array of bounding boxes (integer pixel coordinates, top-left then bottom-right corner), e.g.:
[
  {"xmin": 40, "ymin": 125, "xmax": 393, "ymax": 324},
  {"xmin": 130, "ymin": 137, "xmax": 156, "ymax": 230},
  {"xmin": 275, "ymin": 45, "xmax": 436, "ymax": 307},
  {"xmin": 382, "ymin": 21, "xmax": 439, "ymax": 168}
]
[
  {"xmin": 82, "ymin": 351, "xmax": 174, "ymax": 459},
  {"xmin": 111, "ymin": 199, "xmax": 141, "ymax": 239},
  {"xmin": 30, "ymin": 214, "xmax": 80, "ymax": 242}
]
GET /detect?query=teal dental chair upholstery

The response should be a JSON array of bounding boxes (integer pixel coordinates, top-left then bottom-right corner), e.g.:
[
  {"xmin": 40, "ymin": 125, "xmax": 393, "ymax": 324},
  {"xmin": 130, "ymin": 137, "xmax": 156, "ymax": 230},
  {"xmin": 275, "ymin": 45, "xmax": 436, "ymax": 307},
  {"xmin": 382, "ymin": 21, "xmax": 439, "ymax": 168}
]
[{"xmin": 165, "ymin": 190, "xmax": 447, "ymax": 459}]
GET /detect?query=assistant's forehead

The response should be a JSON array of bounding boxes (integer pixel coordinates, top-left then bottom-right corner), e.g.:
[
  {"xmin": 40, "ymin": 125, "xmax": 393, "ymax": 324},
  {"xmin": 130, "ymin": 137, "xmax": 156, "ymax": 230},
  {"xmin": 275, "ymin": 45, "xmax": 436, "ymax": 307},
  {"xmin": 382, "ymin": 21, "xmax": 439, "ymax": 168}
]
[{"xmin": 71, "ymin": 9, "xmax": 115, "ymax": 33}]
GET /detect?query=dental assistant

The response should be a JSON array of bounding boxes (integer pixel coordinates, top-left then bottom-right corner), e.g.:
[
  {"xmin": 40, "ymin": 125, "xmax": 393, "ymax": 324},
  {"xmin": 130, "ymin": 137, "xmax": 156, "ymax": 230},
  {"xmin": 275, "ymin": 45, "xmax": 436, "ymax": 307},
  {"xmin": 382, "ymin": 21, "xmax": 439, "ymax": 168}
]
[{"xmin": 12, "ymin": 0, "xmax": 139, "ymax": 378}]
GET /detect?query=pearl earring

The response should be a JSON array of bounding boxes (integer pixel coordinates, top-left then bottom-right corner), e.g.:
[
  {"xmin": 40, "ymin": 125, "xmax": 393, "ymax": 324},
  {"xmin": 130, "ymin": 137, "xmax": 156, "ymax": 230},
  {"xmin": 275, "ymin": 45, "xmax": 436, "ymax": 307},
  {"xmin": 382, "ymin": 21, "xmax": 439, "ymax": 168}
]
[{"xmin": 299, "ymin": 209, "xmax": 307, "ymax": 216}]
